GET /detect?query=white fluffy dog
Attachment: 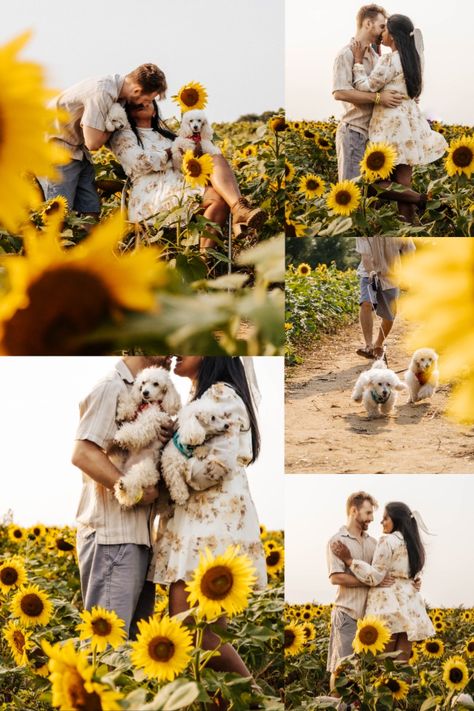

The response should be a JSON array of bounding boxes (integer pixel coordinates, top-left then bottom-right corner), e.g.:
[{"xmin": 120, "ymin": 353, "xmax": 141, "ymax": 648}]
[
  {"xmin": 105, "ymin": 103, "xmax": 129, "ymax": 132},
  {"xmin": 405, "ymin": 348, "xmax": 439, "ymax": 403},
  {"xmin": 352, "ymin": 359, "xmax": 408, "ymax": 418},
  {"xmin": 171, "ymin": 109, "xmax": 220, "ymax": 171},
  {"xmin": 161, "ymin": 391, "xmax": 239, "ymax": 505},
  {"xmin": 113, "ymin": 366, "xmax": 181, "ymax": 507}
]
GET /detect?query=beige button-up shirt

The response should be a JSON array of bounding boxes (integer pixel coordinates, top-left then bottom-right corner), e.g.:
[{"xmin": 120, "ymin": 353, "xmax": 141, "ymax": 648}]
[
  {"xmin": 49, "ymin": 74, "xmax": 125, "ymax": 161},
  {"xmin": 356, "ymin": 237, "xmax": 416, "ymax": 289},
  {"xmin": 333, "ymin": 42, "xmax": 379, "ymax": 136},
  {"xmin": 75, "ymin": 360, "xmax": 154, "ymax": 546},
  {"xmin": 327, "ymin": 525, "xmax": 377, "ymax": 620}
]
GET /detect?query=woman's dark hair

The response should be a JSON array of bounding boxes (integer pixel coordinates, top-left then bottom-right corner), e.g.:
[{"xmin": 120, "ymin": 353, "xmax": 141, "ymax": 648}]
[
  {"xmin": 126, "ymin": 99, "xmax": 177, "ymax": 148},
  {"xmin": 385, "ymin": 501, "xmax": 426, "ymax": 578},
  {"xmin": 387, "ymin": 14, "xmax": 422, "ymax": 99},
  {"xmin": 192, "ymin": 357, "xmax": 261, "ymax": 463}
]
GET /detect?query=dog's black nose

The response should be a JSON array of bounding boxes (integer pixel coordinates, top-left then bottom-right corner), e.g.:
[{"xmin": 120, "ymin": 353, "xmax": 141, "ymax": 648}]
[
  {"xmin": 224, "ymin": 423, "xmax": 229, "ymax": 429},
  {"xmin": 143, "ymin": 390, "xmax": 149, "ymax": 398}
]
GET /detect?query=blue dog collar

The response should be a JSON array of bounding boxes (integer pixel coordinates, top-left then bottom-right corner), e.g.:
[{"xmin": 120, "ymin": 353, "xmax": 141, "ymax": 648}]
[
  {"xmin": 370, "ymin": 389, "xmax": 390, "ymax": 405},
  {"xmin": 172, "ymin": 431, "xmax": 195, "ymax": 459}
]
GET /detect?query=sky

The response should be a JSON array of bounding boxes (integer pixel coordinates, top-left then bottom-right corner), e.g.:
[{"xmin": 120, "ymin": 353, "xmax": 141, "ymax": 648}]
[
  {"xmin": 1, "ymin": 0, "xmax": 284, "ymax": 123},
  {"xmin": 286, "ymin": 0, "xmax": 474, "ymax": 125},
  {"xmin": 286, "ymin": 475, "xmax": 474, "ymax": 608},
  {"xmin": 0, "ymin": 357, "xmax": 284, "ymax": 531}
]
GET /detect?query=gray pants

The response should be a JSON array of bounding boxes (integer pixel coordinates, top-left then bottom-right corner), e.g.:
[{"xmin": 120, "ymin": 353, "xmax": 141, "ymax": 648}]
[
  {"xmin": 335, "ymin": 124, "xmax": 367, "ymax": 181},
  {"xmin": 77, "ymin": 532, "xmax": 155, "ymax": 639},
  {"xmin": 327, "ymin": 608, "xmax": 357, "ymax": 672}
]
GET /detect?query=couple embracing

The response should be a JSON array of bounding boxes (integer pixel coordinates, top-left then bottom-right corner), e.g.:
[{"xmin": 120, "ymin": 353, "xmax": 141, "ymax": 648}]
[{"xmin": 71, "ymin": 355, "xmax": 266, "ymax": 681}]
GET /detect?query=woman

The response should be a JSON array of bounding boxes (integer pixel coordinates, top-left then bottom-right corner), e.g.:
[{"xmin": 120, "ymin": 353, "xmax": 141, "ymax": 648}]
[
  {"xmin": 150, "ymin": 356, "xmax": 267, "ymax": 680},
  {"xmin": 109, "ymin": 100, "xmax": 266, "ymax": 248},
  {"xmin": 332, "ymin": 501, "xmax": 434, "ymax": 660},
  {"xmin": 351, "ymin": 14, "xmax": 447, "ymax": 222}
]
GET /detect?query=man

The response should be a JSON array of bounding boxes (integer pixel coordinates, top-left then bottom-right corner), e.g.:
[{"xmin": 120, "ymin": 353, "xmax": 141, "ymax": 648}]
[
  {"xmin": 326, "ymin": 491, "xmax": 385, "ymax": 691},
  {"xmin": 71, "ymin": 355, "xmax": 172, "ymax": 639},
  {"xmin": 333, "ymin": 4, "xmax": 405, "ymax": 180},
  {"xmin": 355, "ymin": 236, "xmax": 415, "ymax": 360},
  {"xmin": 40, "ymin": 64, "xmax": 167, "ymax": 216}
]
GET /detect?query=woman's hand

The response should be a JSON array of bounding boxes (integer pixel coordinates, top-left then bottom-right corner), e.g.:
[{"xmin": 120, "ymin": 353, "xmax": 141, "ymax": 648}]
[
  {"xmin": 331, "ymin": 540, "xmax": 353, "ymax": 565},
  {"xmin": 351, "ymin": 39, "xmax": 367, "ymax": 64}
]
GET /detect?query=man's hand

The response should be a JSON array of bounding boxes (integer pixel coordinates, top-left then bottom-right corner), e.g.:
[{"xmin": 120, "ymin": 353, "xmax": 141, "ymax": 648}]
[
  {"xmin": 379, "ymin": 574, "xmax": 395, "ymax": 588},
  {"xmin": 379, "ymin": 90, "xmax": 405, "ymax": 108},
  {"xmin": 331, "ymin": 540, "xmax": 352, "ymax": 565},
  {"xmin": 139, "ymin": 485, "xmax": 159, "ymax": 505},
  {"xmin": 157, "ymin": 421, "xmax": 175, "ymax": 445}
]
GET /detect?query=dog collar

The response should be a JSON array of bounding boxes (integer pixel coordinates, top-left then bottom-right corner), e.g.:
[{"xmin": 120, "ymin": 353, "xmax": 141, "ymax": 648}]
[
  {"xmin": 172, "ymin": 431, "xmax": 195, "ymax": 459},
  {"xmin": 190, "ymin": 133, "xmax": 201, "ymax": 143},
  {"xmin": 370, "ymin": 389, "xmax": 390, "ymax": 404},
  {"xmin": 415, "ymin": 370, "xmax": 431, "ymax": 385}
]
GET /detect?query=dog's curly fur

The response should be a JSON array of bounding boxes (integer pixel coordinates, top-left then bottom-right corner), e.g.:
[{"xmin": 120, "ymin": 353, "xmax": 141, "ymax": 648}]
[
  {"xmin": 171, "ymin": 109, "xmax": 221, "ymax": 171},
  {"xmin": 105, "ymin": 103, "xmax": 130, "ymax": 132},
  {"xmin": 352, "ymin": 358, "xmax": 407, "ymax": 418},
  {"xmin": 405, "ymin": 348, "xmax": 439, "ymax": 403},
  {"xmin": 113, "ymin": 367, "xmax": 181, "ymax": 507}
]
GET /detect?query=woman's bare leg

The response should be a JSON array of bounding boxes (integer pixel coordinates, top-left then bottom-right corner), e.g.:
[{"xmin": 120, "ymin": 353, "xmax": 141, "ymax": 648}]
[
  {"xmin": 201, "ymin": 187, "xmax": 229, "ymax": 251},
  {"xmin": 394, "ymin": 632, "xmax": 412, "ymax": 661},
  {"xmin": 169, "ymin": 580, "xmax": 252, "ymax": 677},
  {"xmin": 393, "ymin": 164, "xmax": 416, "ymax": 223},
  {"xmin": 208, "ymin": 155, "xmax": 242, "ymax": 206}
]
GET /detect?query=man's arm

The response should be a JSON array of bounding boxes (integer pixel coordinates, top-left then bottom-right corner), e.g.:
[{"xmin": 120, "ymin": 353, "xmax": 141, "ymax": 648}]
[
  {"xmin": 333, "ymin": 88, "xmax": 404, "ymax": 108},
  {"xmin": 330, "ymin": 573, "xmax": 367, "ymax": 587},
  {"xmin": 83, "ymin": 125, "xmax": 111, "ymax": 152}
]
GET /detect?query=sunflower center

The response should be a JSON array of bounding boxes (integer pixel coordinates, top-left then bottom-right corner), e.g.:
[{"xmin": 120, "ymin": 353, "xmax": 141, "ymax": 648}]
[
  {"xmin": 452, "ymin": 146, "xmax": 473, "ymax": 168},
  {"xmin": 319, "ymin": 139, "xmax": 330, "ymax": 147},
  {"xmin": 1, "ymin": 566, "xmax": 18, "ymax": 585},
  {"xmin": 200, "ymin": 566, "xmax": 234, "ymax": 599},
  {"xmin": 366, "ymin": 151, "xmax": 386, "ymax": 170},
  {"xmin": 335, "ymin": 190, "xmax": 352, "ymax": 206},
  {"xmin": 181, "ymin": 88, "xmax": 199, "ymax": 108},
  {"xmin": 468, "ymin": 642, "xmax": 474, "ymax": 653},
  {"xmin": 285, "ymin": 222, "xmax": 296, "ymax": 239},
  {"xmin": 303, "ymin": 130, "xmax": 315, "ymax": 139},
  {"xmin": 12, "ymin": 630, "xmax": 26, "ymax": 653},
  {"xmin": 2, "ymin": 268, "xmax": 111, "ymax": 355},
  {"xmin": 285, "ymin": 164, "xmax": 291, "ymax": 177},
  {"xmin": 20, "ymin": 593, "xmax": 44, "ymax": 617},
  {"xmin": 186, "ymin": 158, "xmax": 203, "ymax": 178},
  {"xmin": 426, "ymin": 642, "xmax": 440, "ymax": 653},
  {"xmin": 386, "ymin": 679, "xmax": 400, "ymax": 692},
  {"xmin": 91, "ymin": 618, "xmax": 113, "ymax": 637},
  {"xmin": 284, "ymin": 629, "xmax": 296, "ymax": 648},
  {"xmin": 13, "ymin": 529, "xmax": 23, "ymax": 539},
  {"xmin": 306, "ymin": 179, "xmax": 319, "ymax": 191},
  {"xmin": 148, "ymin": 636, "xmax": 175, "ymax": 662},
  {"xmin": 67, "ymin": 670, "xmax": 101, "ymax": 711},
  {"xmin": 33, "ymin": 527, "xmax": 41, "ymax": 536},
  {"xmin": 56, "ymin": 538, "xmax": 74, "ymax": 551},
  {"xmin": 358, "ymin": 625, "xmax": 378, "ymax": 645},
  {"xmin": 44, "ymin": 200, "xmax": 62, "ymax": 216},
  {"xmin": 266, "ymin": 551, "xmax": 281, "ymax": 566},
  {"xmin": 449, "ymin": 667, "xmax": 464, "ymax": 683}
]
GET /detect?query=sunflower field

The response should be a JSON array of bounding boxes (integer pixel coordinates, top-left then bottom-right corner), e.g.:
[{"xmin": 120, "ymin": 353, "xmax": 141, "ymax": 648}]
[
  {"xmin": 0, "ymin": 33, "xmax": 284, "ymax": 356},
  {"xmin": 0, "ymin": 517, "xmax": 284, "ymax": 710},
  {"xmin": 285, "ymin": 603, "xmax": 474, "ymax": 709},
  {"xmin": 285, "ymin": 119, "xmax": 474, "ymax": 237}
]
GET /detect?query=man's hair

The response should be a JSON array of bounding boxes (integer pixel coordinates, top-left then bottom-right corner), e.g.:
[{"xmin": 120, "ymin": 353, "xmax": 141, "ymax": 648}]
[
  {"xmin": 126, "ymin": 64, "xmax": 167, "ymax": 95},
  {"xmin": 346, "ymin": 491, "xmax": 378, "ymax": 515},
  {"xmin": 356, "ymin": 4, "xmax": 387, "ymax": 28}
]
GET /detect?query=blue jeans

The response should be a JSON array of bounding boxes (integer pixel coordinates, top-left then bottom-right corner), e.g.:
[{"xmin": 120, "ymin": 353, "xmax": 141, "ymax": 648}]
[{"xmin": 39, "ymin": 156, "xmax": 100, "ymax": 213}]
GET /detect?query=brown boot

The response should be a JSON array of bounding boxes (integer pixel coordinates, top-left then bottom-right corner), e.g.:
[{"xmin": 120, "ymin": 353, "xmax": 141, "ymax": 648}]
[{"xmin": 230, "ymin": 197, "xmax": 267, "ymax": 237}]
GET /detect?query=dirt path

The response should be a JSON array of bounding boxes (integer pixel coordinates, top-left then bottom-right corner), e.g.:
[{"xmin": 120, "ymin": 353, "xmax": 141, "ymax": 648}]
[{"xmin": 285, "ymin": 319, "xmax": 474, "ymax": 474}]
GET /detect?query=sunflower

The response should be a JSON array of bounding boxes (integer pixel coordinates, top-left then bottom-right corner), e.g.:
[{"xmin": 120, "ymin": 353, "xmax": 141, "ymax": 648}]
[
  {"xmin": 173, "ymin": 81, "xmax": 208, "ymax": 112},
  {"xmin": 242, "ymin": 145, "xmax": 258, "ymax": 158},
  {"xmin": 408, "ymin": 645, "xmax": 419, "ymax": 665},
  {"xmin": 315, "ymin": 135, "xmax": 332, "ymax": 151},
  {"xmin": 352, "ymin": 616, "xmax": 391, "ymax": 655},
  {"xmin": 39, "ymin": 196, "xmax": 69, "ymax": 223},
  {"xmin": 259, "ymin": 524, "xmax": 267, "ymax": 537},
  {"xmin": 268, "ymin": 116, "xmax": 286, "ymax": 132},
  {"xmin": 376, "ymin": 676, "xmax": 409, "ymax": 700},
  {"xmin": 285, "ymin": 214, "xmax": 307, "ymax": 238},
  {"xmin": 434, "ymin": 619, "xmax": 446, "ymax": 633},
  {"xmin": 284, "ymin": 622, "xmax": 306, "ymax": 656},
  {"xmin": 445, "ymin": 135, "xmax": 474, "ymax": 178},
  {"xmin": 42, "ymin": 639, "xmax": 123, "ymax": 711},
  {"xmin": 465, "ymin": 638, "xmax": 474, "ymax": 657},
  {"xmin": 7, "ymin": 524, "xmax": 25, "ymax": 544},
  {"xmin": 130, "ymin": 615, "xmax": 193, "ymax": 682},
  {"xmin": 285, "ymin": 160, "xmax": 295, "ymax": 183},
  {"xmin": 154, "ymin": 596, "xmax": 168, "ymax": 617},
  {"xmin": 0, "ymin": 32, "xmax": 69, "ymax": 232},
  {"xmin": 11, "ymin": 584, "xmax": 52, "ymax": 627},
  {"xmin": 186, "ymin": 545, "xmax": 257, "ymax": 620},
  {"xmin": 28, "ymin": 523, "xmax": 46, "ymax": 541},
  {"xmin": 326, "ymin": 181, "xmax": 361, "ymax": 216},
  {"xmin": 77, "ymin": 607, "xmax": 126, "ymax": 652},
  {"xmin": 442, "ymin": 655, "xmax": 469, "ymax": 691},
  {"xmin": 462, "ymin": 610, "xmax": 473, "ymax": 622},
  {"xmin": 182, "ymin": 150, "xmax": 214, "ymax": 188},
  {"xmin": 421, "ymin": 638, "xmax": 445, "ymax": 658},
  {"xmin": 0, "ymin": 211, "xmax": 166, "ymax": 355},
  {"xmin": 360, "ymin": 142, "xmax": 397, "ymax": 181},
  {"xmin": 298, "ymin": 174, "xmax": 326, "ymax": 199},
  {"xmin": 301, "ymin": 622, "xmax": 316, "ymax": 642},
  {"xmin": 264, "ymin": 544, "xmax": 284, "ymax": 576},
  {"xmin": 285, "ymin": 322, "xmax": 293, "ymax": 331},
  {"xmin": 3, "ymin": 620, "xmax": 32, "ymax": 666},
  {"xmin": 297, "ymin": 263, "xmax": 311, "ymax": 277},
  {"xmin": 47, "ymin": 533, "xmax": 76, "ymax": 556},
  {"xmin": 0, "ymin": 557, "xmax": 27, "ymax": 593}
]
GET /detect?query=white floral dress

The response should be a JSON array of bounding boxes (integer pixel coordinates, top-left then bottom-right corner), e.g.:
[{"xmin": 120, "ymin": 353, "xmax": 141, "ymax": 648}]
[
  {"xmin": 149, "ymin": 383, "xmax": 267, "ymax": 588},
  {"xmin": 108, "ymin": 127, "xmax": 204, "ymax": 223},
  {"xmin": 353, "ymin": 51, "xmax": 447, "ymax": 166},
  {"xmin": 350, "ymin": 531, "xmax": 434, "ymax": 641}
]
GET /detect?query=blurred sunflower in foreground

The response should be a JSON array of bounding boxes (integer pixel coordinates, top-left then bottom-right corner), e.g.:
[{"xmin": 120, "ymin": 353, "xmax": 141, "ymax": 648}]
[
  {"xmin": 399, "ymin": 238, "xmax": 474, "ymax": 423},
  {"xmin": 0, "ymin": 210, "xmax": 166, "ymax": 355}
]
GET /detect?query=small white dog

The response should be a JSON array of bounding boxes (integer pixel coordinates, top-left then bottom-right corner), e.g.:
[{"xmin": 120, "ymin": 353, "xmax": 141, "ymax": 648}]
[
  {"xmin": 161, "ymin": 385, "xmax": 242, "ymax": 505},
  {"xmin": 352, "ymin": 358, "xmax": 408, "ymax": 418},
  {"xmin": 405, "ymin": 348, "xmax": 439, "ymax": 403},
  {"xmin": 113, "ymin": 366, "xmax": 181, "ymax": 507},
  {"xmin": 105, "ymin": 103, "xmax": 130, "ymax": 132},
  {"xmin": 171, "ymin": 109, "xmax": 220, "ymax": 171}
]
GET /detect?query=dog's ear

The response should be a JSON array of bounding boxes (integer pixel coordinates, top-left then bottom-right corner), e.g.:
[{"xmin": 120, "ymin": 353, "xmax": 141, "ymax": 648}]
[
  {"xmin": 394, "ymin": 379, "xmax": 408, "ymax": 391},
  {"xmin": 179, "ymin": 412, "xmax": 206, "ymax": 446},
  {"xmin": 163, "ymin": 384, "xmax": 181, "ymax": 416},
  {"xmin": 200, "ymin": 120, "xmax": 213, "ymax": 141}
]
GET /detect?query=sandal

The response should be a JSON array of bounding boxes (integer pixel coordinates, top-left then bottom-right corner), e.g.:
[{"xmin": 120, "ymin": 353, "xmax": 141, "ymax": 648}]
[{"xmin": 356, "ymin": 346, "xmax": 374, "ymax": 359}]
